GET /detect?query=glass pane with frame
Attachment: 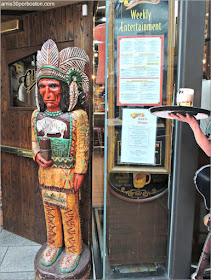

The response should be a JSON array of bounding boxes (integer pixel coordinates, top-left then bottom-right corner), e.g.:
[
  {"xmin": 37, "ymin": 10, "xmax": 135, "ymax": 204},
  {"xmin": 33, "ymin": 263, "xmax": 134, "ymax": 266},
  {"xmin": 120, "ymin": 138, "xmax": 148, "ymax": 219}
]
[
  {"xmin": 104, "ymin": 0, "xmax": 176, "ymax": 278},
  {"xmin": 9, "ymin": 54, "xmax": 37, "ymax": 108}
]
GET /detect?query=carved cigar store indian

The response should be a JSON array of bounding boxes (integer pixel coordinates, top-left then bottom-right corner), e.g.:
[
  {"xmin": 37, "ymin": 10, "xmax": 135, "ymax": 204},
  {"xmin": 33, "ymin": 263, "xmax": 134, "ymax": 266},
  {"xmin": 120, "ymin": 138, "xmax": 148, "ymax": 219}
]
[{"xmin": 31, "ymin": 39, "xmax": 90, "ymax": 274}]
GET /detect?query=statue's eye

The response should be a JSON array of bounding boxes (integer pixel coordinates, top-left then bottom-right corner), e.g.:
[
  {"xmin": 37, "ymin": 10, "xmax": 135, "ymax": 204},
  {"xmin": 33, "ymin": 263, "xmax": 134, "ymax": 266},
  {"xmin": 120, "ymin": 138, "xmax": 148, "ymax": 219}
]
[{"xmin": 50, "ymin": 84, "xmax": 59, "ymax": 88}]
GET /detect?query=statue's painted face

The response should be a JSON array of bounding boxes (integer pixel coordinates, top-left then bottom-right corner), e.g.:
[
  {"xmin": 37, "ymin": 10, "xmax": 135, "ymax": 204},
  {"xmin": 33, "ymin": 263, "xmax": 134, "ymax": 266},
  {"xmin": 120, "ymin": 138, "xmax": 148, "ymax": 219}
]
[{"xmin": 38, "ymin": 78, "xmax": 62, "ymax": 111}]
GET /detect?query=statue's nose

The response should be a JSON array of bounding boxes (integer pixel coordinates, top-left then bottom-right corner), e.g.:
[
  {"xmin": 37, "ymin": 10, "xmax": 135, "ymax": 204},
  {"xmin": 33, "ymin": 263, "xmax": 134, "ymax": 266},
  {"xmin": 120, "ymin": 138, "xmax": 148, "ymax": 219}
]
[{"xmin": 45, "ymin": 86, "xmax": 51, "ymax": 98}]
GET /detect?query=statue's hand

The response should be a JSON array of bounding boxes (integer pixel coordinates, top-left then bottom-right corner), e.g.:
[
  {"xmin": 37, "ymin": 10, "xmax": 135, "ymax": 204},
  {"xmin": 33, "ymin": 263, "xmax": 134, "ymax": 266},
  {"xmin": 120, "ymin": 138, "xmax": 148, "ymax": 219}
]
[
  {"xmin": 36, "ymin": 152, "xmax": 52, "ymax": 168},
  {"xmin": 74, "ymin": 174, "xmax": 84, "ymax": 192}
]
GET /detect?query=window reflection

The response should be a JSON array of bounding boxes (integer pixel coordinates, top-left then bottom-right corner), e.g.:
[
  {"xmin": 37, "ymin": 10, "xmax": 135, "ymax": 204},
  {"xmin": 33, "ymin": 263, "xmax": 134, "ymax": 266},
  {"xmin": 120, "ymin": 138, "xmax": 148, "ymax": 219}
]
[{"xmin": 10, "ymin": 54, "xmax": 36, "ymax": 107}]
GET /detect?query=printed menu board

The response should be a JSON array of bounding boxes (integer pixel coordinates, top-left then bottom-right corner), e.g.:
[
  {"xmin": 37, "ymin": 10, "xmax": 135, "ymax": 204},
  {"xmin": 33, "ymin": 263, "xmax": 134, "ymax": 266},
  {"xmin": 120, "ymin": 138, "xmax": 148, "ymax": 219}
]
[
  {"xmin": 117, "ymin": 35, "xmax": 163, "ymax": 106},
  {"xmin": 121, "ymin": 108, "xmax": 157, "ymax": 164}
]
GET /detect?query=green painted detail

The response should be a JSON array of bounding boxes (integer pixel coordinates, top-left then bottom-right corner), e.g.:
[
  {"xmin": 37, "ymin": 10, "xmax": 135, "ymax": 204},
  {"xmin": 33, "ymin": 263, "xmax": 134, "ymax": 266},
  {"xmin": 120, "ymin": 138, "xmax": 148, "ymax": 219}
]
[
  {"xmin": 40, "ymin": 65, "xmax": 66, "ymax": 74},
  {"xmin": 61, "ymin": 173, "xmax": 74, "ymax": 182},
  {"xmin": 81, "ymin": 160, "xmax": 86, "ymax": 169},
  {"xmin": 65, "ymin": 68, "xmax": 82, "ymax": 86},
  {"xmin": 50, "ymin": 138, "xmax": 69, "ymax": 157},
  {"xmin": 43, "ymin": 191, "xmax": 66, "ymax": 204},
  {"xmin": 45, "ymin": 110, "xmax": 63, "ymax": 116},
  {"xmin": 37, "ymin": 136, "xmax": 69, "ymax": 157},
  {"xmin": 65, "ymin": 68, "xmax": 86, "ymax": 107},
  {"xmin": 34, "ymin": 111, "xmax": 40, "ymax": 146},
  {"xmin": 37, "ymin": 75, "xmax": 67, "ymax": 84},
  {"xmin": 51, "ymin": 156, "xmax": 75, "ymax": 169},
  {"xmin": 80, "ymin": 126, "xmax": 87, "ymax": 133},
  {"xmin": 61, "ymin": 172, "xmax": 74, "ymax": 188},
  {"xmin": 68, "ymin": 113, "xmax": 72, "ymax": 156}
]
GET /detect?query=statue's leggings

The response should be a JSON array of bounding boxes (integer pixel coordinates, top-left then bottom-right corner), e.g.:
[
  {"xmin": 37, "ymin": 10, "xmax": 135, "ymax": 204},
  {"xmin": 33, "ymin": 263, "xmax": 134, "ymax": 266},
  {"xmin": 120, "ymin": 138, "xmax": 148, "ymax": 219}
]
[{"xmin": 42, "ymin": 191, "xmax": 82, "ymax": 255}]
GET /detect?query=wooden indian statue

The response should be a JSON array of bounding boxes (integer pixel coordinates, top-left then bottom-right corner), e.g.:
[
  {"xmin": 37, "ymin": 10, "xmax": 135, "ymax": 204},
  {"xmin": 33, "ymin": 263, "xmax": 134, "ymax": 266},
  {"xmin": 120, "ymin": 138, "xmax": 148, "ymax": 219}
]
[{"xmin": 31, "ymin": 39, "xmax": 90, "ymax": 274}]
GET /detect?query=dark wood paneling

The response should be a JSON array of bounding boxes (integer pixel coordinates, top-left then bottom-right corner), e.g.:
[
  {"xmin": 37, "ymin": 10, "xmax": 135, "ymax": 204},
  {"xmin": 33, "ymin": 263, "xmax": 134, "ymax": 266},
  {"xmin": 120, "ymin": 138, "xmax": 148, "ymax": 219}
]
[
  {"xmin": 1, "ymin": 152, "xmax": 46, "ymax": 244},
  {"xmin": 17, "ymin": 14, "xmax": 30, "ymax": 48},
  {"xmin": 7, "ymin": 45, "xmax": 42, "ymax": 65},
  {"xmin": 107, "ymin": 191, "xmax": 168, "ymax": 264},
  {"xmin": 29, "ymin": 13, "xmax": 42, "ymax": 46},
  {"xmin": 8, "ymin": 111, "xmax": 20, "ymax": 146},
  {"xmin": 1, "ymin": 1, "xmax": 93, "ymax": 244},
  {"xmin": 64, "ymin": 5, "xmax": 74, "ymax": 41},
  {"xmin": 5, "ymin": 33, "xmax": 18, "ymax": 50},
  {"xmin": 3, "ymin": 153, "xmax": 22, "ymax": 234},
  {"xmin": 49, "ymin": 9, "xmax": 59, "ymax": 42},
  {"xmin": 41, "ymin": 10, "xmax": 50, "ymax": 43},
  {"xmin": 20, "ymin": 157, "xmax": 46, "ymax": 243},
  {"xmin": 1, "ymin": 37, "xmax": 7, "ymax": 113},
  {"xmin": 73, "ymin": 3, "xmax": 94, "ymax": 53},
  {"xmin": 20, "ymin": 112, "xmax": 32, "ymax": 149}
]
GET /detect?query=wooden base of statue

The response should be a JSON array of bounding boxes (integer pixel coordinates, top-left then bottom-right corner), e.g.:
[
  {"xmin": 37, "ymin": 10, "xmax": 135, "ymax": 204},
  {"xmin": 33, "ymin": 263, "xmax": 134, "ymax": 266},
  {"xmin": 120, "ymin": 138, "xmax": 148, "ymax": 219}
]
[{"xmin": 34, "ymin": 243, "xmax": 91, "ymax": 280}]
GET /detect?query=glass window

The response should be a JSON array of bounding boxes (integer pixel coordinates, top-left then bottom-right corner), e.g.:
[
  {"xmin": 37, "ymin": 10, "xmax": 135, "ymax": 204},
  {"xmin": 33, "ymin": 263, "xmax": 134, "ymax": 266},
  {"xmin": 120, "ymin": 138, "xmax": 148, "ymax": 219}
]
[
  {"xmin": 103, "ymin": 0, "xmax": 175, "ymax": 278},
  {"xmin": 9, "ymin": 54, "xmax": 37, "ymax": 107}
]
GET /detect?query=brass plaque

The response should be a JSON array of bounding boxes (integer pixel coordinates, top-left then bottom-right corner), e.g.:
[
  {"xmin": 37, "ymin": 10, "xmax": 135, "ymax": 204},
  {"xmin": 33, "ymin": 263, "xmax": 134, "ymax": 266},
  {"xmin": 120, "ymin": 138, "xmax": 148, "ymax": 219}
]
[
  {"xmin": 1, "ymin": 19, "xmax": 22, "ymax": 34},
  {"xmin": 108, "ymin": 172, "xmax": 168, "ymax": 201}
]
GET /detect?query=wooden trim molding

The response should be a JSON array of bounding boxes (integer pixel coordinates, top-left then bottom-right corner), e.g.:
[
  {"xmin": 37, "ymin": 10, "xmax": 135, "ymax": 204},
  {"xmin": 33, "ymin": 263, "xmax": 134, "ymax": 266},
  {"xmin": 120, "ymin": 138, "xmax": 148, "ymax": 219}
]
[
  {"xmin": 1, "ymin": 145, "xmax": 32, "ymax": 158},
  {"xmin": 1, "ymin": 19, "xmax": 22, "ymax": 34}
]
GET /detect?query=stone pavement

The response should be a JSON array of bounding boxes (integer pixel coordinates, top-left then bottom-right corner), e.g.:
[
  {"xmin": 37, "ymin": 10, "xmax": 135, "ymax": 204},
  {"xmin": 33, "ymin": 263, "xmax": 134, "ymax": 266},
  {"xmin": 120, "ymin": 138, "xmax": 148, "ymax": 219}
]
[{"xmin": 0, "ymin": 229, "xmax": 41, "ymax": 280}]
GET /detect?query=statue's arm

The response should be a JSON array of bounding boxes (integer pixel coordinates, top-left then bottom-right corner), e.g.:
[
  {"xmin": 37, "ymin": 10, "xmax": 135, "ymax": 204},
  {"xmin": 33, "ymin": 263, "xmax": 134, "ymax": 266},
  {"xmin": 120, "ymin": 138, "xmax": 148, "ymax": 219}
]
[
  {"xmin": 31, "ymin": 110, "xmax": 40, "ymax": 161},
  {"xmin": 74, "ymin": 110, "xmax": 89, "ymax": 191}
]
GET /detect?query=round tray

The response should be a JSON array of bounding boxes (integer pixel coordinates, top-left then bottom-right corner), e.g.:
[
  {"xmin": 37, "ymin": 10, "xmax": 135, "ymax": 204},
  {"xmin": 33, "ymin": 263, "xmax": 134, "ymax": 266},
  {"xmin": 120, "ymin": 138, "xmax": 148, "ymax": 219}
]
[{"xmin": 149, "ymin": 105, "xmax": 210, "ymax": 120}]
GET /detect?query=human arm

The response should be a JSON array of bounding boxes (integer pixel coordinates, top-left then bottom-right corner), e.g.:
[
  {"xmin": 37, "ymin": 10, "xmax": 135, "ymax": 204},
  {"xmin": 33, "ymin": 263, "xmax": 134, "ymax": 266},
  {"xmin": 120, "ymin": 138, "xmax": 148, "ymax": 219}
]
[{"xmin": 169, "ymin": 113, "xmax": 211, "ymax": 156}]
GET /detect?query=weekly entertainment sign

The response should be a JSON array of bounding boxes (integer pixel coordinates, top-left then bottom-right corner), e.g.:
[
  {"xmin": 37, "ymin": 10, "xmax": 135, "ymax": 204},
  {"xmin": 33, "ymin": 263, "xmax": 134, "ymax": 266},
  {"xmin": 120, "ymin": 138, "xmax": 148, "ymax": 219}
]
[{"xmin": 115, "ymin": 0, "xmax": 168, "ymax": 106}]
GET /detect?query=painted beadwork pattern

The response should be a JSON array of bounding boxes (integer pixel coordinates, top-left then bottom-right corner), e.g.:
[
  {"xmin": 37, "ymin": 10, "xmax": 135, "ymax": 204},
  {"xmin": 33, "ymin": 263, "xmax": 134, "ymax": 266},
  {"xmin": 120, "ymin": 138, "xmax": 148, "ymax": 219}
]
[
  {"xmin": 51, "ymin": 156, "xmax": 75, "ymax": 169},
  {"xmin": 60, "ymin": 253, "xmax": 80, "ymax": 273}
]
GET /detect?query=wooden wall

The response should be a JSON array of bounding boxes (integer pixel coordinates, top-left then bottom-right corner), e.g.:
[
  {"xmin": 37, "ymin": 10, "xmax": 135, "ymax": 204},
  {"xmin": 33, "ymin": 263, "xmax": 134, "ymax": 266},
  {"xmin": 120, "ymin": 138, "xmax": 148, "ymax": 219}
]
[
  {"xmin": 107, "ymin": 192, "xmax": 168, "ymax": 265},
  {"xmin": 1, "ymin": 1, "xmax": 93, "ymax": 245}
]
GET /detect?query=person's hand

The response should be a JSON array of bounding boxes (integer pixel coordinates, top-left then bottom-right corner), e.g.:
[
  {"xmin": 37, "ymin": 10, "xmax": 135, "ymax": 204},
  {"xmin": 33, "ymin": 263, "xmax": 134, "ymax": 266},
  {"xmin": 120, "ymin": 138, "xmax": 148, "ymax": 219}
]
[
  {"xmin": 169, "ymin": 113, "xmax": 210, "ymax": 156},
  {"xmin": 36, "ymin": 152, "xmax": 52, "ymax": 168},
  {"xmin": 169, "ymin": 113, "xmax": 198, "ymax": 130},
  {"xmin": 74, "ymin": 174, "xmax": 84, "ymax": 192}
]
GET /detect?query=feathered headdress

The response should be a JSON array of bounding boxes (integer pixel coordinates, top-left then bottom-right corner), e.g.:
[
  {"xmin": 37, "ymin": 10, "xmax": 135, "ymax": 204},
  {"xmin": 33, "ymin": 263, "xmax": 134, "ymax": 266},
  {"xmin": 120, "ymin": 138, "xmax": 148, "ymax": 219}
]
[{"xmin": 36, "ymin": 39, "xmax": 90, "ymax": 111}]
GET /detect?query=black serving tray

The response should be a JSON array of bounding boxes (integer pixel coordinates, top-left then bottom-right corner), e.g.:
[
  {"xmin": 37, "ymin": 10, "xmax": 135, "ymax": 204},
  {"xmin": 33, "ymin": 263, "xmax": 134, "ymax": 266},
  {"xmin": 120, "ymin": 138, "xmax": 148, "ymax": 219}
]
[{"xmin": 149, "ymin": 105, "xmax": 210, "ymax": 120}]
